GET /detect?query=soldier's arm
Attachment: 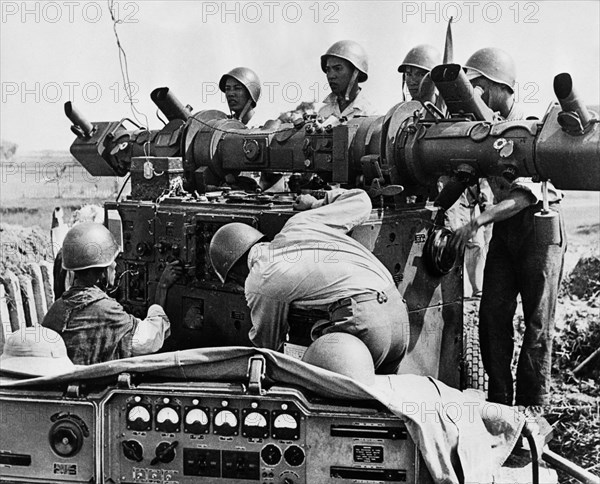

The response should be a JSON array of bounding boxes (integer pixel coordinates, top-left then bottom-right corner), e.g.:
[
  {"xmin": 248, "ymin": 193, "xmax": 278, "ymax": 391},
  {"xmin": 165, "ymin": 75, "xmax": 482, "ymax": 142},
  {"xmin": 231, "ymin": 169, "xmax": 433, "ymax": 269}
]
[
  {"xmin": 292, "ymin": 188, "xmax": 372, "ymax": 233},
  {"xmin": 450, "ymin": 190, "xmax": 535, "ymax": 254},
  {"xmin": 246, "ymin": 292, "xmax": 290, "ymax": 351}
]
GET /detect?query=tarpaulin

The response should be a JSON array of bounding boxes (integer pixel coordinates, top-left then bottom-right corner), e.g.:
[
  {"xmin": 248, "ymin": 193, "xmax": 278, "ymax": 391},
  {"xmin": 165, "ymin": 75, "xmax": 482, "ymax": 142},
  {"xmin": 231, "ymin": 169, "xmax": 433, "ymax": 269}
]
[{"xmin": 0, "ymin": 346, "xmax": 524, "ymax": 483}]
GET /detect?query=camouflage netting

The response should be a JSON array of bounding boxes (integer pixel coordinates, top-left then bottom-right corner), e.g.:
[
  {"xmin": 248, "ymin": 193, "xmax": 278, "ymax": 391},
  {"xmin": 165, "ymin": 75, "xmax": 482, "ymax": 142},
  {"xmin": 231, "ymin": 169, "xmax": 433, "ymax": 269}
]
[
  {"xmin": 0, "ymin": 224, "xmax": 52, "ymax": 277},
  {"xmin": 560, "ymin": 255, "xmax": 600, "ymax": 301},
  {"xmin": 550, "ymin": 253, "xmax": 600, "ymax": 482}
]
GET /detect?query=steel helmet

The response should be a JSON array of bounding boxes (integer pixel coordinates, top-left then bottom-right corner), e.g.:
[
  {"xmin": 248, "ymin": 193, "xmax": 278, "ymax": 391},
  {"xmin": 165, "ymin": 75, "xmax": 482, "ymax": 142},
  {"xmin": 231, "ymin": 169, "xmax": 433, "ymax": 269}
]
[
  {"xmin": 398, "ymin": 44, "xmax": 441, "ymax": 73},
  {"xmin": 219, "ymin": 67, "xmax": 261, "ymax": 105},
  {"xmin": 61, "ymin": 222, "xmax": 120, "ymax": 271},
  {"xmin": 209, "ymin": 223, "xmax": 264, "ymax": 283},
  {"xmin": 321, "ymin": 40, "xmax": 369, "ymax": 82},
  {"xmin": 464, "ymin": 47, "xmax": 516, "ymax": 92},
  {"xmin": 302, "ymin": 333, "xmax": 375, "ymax": 386}
]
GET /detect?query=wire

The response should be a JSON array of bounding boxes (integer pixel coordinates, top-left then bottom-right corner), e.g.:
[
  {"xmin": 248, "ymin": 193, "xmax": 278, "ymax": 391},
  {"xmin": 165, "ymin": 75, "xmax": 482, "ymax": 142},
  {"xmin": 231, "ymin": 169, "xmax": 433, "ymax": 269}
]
[{"xmin": 107, "ymin": 0, "xmax": 151, "ymax": 158}]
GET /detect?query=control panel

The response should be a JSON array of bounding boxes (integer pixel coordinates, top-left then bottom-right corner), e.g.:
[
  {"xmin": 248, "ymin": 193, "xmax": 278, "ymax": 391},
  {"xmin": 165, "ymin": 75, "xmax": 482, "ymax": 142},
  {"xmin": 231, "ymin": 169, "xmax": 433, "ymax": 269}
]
[
  {"xmin": 101, "ymin": 383, "xmax": 429, "ymax": 484},
  {"xmin": 0, "ymin": 394, "xmax": 97, "ymax": 483}
]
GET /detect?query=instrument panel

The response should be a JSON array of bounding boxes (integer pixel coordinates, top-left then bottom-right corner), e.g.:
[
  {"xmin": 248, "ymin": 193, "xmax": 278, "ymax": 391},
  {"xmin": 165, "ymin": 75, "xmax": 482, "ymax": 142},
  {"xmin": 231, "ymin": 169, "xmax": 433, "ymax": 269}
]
[{"xmin": 100, "ymin": 383, "xmax": 430, "ymax": 484}]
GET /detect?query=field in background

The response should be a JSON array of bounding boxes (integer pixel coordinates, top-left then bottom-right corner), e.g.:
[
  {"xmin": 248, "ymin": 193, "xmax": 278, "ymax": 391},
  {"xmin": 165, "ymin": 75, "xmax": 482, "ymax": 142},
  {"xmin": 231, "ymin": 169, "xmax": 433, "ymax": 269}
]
[{"xmin": 1, "ymin": 152, "xmax": 130, "ymax": 228}]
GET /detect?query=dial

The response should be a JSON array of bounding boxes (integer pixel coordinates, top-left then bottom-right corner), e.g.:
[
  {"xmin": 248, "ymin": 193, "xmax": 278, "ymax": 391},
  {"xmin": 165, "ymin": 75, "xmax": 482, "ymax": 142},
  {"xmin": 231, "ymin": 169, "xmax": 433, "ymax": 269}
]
[
  {"xmin": 156, "ymin": 406, "xmax": 180, "ymax": 433},
  {"xmin": 213, "ymin": 409, "xmax": 238, "ymax": 436},
  {"xmin": 261, "ymin": 444, "xmax": 282, "ymax": 466},
  {"xmin": 49, "ymin": 419, "xmax": 84, "ymax": 457},
  {"xmin": 184, "ymin": 407, "xmax": 210, "ymax": 434},
  {"xmin": 272, "ymin": 412, "xmax": 300, "ymax": 440},
  {"xmin": 127, "ymin": 405, "xmax": 151, "ymax": 431},
  {"xmin": 242, "ymin": 410, "xmax": 269, "ymax": 439},
  {"xmin": 284, "ymin": 445, "xmax": 305, "ymax": 467}
]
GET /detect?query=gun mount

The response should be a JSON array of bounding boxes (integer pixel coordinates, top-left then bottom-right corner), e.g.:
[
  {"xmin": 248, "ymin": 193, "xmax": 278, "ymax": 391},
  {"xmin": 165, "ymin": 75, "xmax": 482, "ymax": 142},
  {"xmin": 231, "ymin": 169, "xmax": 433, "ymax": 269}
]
[{"xmin": 64, "ymin": 69, "xmax": 599, "ymax": 389}]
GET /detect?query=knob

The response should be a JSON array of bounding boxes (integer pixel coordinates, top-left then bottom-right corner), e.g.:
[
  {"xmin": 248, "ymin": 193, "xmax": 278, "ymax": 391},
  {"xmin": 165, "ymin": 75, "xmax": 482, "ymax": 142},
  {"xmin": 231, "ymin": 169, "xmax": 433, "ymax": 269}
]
[
  {"xmin": 49, "ymin": 418, "xmax": 85, "ymax": 458},
  {"xmin": 122, "ymin": 440, "xmax": 143, "ymax": 462},
  {"xmin": 151, "ymin": 441, "xmax": 178, "ymax": 465},
  {"xmin": 136, "ymin": 242, "xmax": 151, "ymax": 256}
]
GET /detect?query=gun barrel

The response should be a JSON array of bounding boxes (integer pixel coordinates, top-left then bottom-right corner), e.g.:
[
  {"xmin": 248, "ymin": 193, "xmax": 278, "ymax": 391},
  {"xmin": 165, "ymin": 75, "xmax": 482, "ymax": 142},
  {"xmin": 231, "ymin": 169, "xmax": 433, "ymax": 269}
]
[
  {"xmin": 431, "ymin": 63, "xmax": 494, "ymax": 122},
  {"xmin": 151, "ymin": 87, "xmax": 190, "ymax": 121},
  {"xmin": 64, "ymin": 101, "xmax": 94, "ymax": 137},
  {"xmin": 554, "ymin": 73, "xmax": 592, "ymax": 129}
]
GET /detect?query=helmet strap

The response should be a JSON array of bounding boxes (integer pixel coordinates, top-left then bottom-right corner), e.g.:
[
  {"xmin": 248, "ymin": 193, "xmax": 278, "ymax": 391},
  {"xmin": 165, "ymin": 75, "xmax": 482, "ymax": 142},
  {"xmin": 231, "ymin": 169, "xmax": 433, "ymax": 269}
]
[
  {"xmin": 343, "ymin": 68, "xmax": 360, "ymax": 102},
  {"xmin": 235, "ymin": 99, "xmax": 254, "ymax": 125}
]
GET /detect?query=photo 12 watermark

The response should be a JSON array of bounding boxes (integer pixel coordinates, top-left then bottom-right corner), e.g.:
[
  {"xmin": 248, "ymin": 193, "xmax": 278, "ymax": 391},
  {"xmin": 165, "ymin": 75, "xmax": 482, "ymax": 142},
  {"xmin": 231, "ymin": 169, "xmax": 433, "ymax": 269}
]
[
  {"xmin": 400, "ymin": 1, "xmax": 540, "ymax": 24},
  {"xmin": 200, "ymin": 1, "xmax": 340, "ymax": 24},
  {"xmin": 2, "ymin": 81, "xmax": 140, "ymax": 104},
  {"xmin": 1, "ymin": 1, "xmax": 139, "ymax": 24}
]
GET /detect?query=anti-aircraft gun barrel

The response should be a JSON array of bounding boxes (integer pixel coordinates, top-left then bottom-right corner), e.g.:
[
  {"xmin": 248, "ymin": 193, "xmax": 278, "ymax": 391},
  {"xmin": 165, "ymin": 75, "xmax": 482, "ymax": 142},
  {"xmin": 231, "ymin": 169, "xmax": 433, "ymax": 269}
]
[
  {"xmin": 430, "ymin": 63, "xmax": 494, "ymax": 122},
  {"xmin": 553, "ymin": 72, "xmax": 593, "ymax": 133},
  {"xmin": 65, "ymin": 101, "xmax": 94, "ymax": 138},
  {"xmin": 151, "ymin": 87, "xmax": 191, "ymax": 122}
]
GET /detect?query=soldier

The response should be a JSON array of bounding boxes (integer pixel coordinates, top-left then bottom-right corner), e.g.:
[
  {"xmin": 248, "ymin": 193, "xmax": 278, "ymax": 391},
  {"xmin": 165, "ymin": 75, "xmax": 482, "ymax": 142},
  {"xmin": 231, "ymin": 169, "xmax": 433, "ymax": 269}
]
[
  {"xmin": 43, "ymin": 223, "xmax": 182, "ymax": 365},
  {"xmin": 209, "ymin": 188, "xmax": 409, "ymax": 374},
  {"xmin": 451, "ymin": 48, "xmax": 566, "ymax": 412},
  {"xmin": 397, "ymin": 44, "xmax": 441, "ymax": 102},
  {"xmin": 463, "ymin": 47, "xmax": 522, "ymax": 120},
  {"xmin": 219, "ymin": 67, "xmax": 261, "ymax": 126},
  {"xmin": 319, "ymin": 40, "xmax": 376, "ymax": 121}
]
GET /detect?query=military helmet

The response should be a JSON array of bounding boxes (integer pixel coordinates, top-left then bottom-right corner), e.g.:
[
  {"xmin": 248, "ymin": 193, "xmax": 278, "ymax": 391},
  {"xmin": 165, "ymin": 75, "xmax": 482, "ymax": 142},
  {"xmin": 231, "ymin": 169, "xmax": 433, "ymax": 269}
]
[
  {"xmin": 209, "ymin": 223, "xmax": 264, "ymax": 283},
  {"xmin": 321, "ymin": 40, "xmax": 369, "ymax": 82},
  {"xmin": 464, "ymin": 47, "xmax": 516, "ymax": 92},
  {"xmin": 398, "ymin": 44, "xmax": 441, "ymax": 73},
  {"xmin": 219, "ymin": 67, "xmax": 261, "ymax": 105},
  {"xmin": 61, "ymin": 222, "xmax": 120, "ymax": 271},
  {"xmin": 302, "ymin": 333, "xmax": 375, "ymax": 386}
]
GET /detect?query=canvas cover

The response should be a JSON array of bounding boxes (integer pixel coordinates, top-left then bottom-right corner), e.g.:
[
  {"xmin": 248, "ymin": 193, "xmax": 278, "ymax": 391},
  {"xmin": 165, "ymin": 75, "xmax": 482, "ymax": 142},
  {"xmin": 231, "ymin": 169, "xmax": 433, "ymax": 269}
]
[{"xmin": 0, "ymin": 346, "xmax": 524, "ymax": 484}]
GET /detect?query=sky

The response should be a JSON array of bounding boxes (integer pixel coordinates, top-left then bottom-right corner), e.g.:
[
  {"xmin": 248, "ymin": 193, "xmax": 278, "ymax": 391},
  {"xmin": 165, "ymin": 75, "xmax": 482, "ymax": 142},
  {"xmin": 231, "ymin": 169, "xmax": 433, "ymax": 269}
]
[{"xmin": 1, "ymin": 0, "xmax": 599, "ymax": 152}]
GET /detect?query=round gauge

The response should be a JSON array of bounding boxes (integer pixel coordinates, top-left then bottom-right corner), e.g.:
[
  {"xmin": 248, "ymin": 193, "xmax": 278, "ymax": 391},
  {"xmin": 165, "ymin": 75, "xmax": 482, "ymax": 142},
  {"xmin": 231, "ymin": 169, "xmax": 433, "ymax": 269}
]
[
  {"xmin": 155, "ymin": 406, "xmax": 180, "ymax": 433},
  {"xmin": 127, "ymin": 405, "xmax": 151, "ymax": 431},
  {"xmin": 184, "ymin": 408, "xmax": 209, "ymax": 434},
  {"xmin": 214, "ymin": 409, "xmax": 238, "ymax": 436},
  {"xmin": 261, "ymin": 444, "xmax": 282, "ymax": 466},
  {"xmin": 272, "ymin": 412, "xmax": 300, "ymax": 440},
  {"xmin": 242, "ymin": 411, "xmax": 269, "ymax": 439},
  {"xmin": 284, "ymin": 445, "xmax": 305, "ymax": 467}
]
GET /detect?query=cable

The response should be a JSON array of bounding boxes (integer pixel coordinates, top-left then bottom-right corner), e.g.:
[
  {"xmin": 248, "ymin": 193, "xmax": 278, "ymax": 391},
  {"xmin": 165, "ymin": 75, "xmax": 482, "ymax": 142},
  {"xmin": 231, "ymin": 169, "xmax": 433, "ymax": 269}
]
[{"xmin": 107, "ymin": 0, "xmax": 151, "ymax": 158}]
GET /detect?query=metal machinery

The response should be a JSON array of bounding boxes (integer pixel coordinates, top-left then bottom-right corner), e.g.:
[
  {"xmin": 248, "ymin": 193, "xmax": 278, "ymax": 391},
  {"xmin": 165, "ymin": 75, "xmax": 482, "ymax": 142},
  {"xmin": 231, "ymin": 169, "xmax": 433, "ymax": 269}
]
[{"xmin": 0, "ymin": 67, "xmax": 598, "ymax": 484}]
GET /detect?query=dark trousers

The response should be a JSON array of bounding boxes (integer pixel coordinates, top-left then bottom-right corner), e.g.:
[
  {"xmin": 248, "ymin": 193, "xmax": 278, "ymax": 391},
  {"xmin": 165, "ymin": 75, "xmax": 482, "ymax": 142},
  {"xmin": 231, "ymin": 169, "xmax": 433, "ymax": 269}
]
[{"xmin": 479, "ymin": 205, "xmax": 566, "ymax": 406}]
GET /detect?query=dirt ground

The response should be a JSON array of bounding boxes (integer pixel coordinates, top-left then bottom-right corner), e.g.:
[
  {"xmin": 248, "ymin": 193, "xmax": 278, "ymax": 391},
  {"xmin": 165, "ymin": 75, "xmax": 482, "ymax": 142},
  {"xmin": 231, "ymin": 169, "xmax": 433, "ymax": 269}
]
[{"xmin": 1, "ymin": 191, "xmax": 598, "ymax": 483}]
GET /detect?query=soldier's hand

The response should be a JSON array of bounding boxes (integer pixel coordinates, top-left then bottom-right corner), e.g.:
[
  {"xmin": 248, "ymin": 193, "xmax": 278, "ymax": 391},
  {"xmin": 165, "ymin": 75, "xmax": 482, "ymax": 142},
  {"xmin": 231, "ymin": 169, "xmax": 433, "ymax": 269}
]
[
  {"xmin": 159, "ymin": 261, "xmax": 183, "ymax": 288},
  {"xmin": 450, "ymin": 222, "xmax": 478, "ymax": 254},
  {"xmin": 293, "ymin": 194, "xmax": 318, "ymax": 211}
]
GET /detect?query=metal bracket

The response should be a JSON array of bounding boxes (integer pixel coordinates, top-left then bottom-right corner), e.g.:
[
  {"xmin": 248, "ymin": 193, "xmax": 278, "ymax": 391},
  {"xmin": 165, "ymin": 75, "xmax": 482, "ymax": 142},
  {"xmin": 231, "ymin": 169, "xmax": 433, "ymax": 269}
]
[
  {"xmin": 246, "ymin": 356, "xmax": 266, "ymax": 395},
  {"xmin": 117, "ymin": 373, "xmax": 133, "ymax": 389},
  {"xmin": 65, "ymin": 384, "xmax": 80, "ymax": 398}
]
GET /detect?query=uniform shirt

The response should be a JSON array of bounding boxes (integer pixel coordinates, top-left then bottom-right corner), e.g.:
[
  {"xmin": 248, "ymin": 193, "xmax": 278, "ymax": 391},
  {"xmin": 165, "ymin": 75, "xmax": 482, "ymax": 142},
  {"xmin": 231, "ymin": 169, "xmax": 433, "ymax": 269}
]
[
  {"xmin": 318, "ymin": 89, "xmax": 376, "ymax": 121},
  {"xmin": 245, "ymin": 189, "xmax": 394, "ymax": 350},
  {"xmin": 42, "ymin": 285, "xmax": 170, "ymax": 365}
]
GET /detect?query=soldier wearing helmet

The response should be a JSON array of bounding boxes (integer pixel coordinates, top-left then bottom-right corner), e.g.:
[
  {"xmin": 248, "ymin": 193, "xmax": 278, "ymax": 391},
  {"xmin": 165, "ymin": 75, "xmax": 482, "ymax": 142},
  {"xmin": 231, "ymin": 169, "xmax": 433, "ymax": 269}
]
[
  {"xmin": 219, "ymin": 67, "xmax": 262, "ymax": 126},
  {"xmin": 452, "ymin": 48, "xmax": 565, "ymax": 411},
  {"xmin": 209, "ymin": 189, "xmax": 409, "ymax": 374},
  {"xmin": 318, "ymin": 40, "xmax": 376, "ymax": 121},
  {"xmin": 42, "ymin": 223, "xmax": 182, "ymax": 365},
  {"xmin": 463, "ymin": 47, "xmax": 521, "ymax": 120},
  {"xmin": 398, "ymin": 44, "xmax": 441, "ymax": 102}
]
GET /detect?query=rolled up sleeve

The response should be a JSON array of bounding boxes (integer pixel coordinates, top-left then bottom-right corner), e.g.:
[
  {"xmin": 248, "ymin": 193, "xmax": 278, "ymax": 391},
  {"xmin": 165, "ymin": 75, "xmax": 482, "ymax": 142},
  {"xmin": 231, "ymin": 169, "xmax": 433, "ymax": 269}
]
[{"xmin": 131, "ymin": 304, "xmax": 171, "ymax": 356}]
